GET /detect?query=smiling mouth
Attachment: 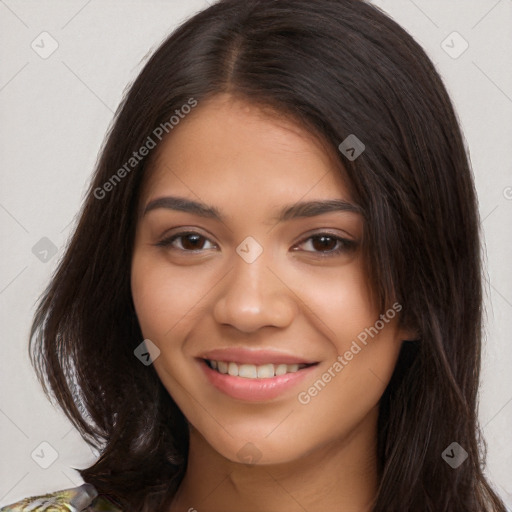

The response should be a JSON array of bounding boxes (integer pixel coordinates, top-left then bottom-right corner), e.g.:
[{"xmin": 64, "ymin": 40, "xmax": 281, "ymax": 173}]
[{"xmin": 204, "ymin": 359, "xmax": 317, "ymax": 379}]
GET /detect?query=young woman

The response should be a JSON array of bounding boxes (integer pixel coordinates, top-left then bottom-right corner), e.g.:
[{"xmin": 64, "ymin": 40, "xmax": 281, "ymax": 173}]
[{"xmin": 2, "ymin": 0, "xmax": 507, "ymax": 511}]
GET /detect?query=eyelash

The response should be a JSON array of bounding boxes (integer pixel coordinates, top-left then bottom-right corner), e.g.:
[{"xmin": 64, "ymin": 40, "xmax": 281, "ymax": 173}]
[{"xmin": 155, "ymin": 231, "xmax": 357, "ymax": 257}]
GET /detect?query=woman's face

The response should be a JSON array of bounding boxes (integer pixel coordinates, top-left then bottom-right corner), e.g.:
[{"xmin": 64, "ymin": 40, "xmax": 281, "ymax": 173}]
[{"xmin": 131, "ymin": 93, "xmax": 408, "ymax": 465}]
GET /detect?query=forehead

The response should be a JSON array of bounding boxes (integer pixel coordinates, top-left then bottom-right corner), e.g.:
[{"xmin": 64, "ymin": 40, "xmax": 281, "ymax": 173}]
[{"xmin": 140, "ymin": 94, "xmax": 352, "ymax": 207}]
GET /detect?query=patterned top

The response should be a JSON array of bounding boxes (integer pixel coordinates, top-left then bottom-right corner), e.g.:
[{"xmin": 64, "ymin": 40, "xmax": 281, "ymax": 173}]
[{"xmin": 0, "ymin": 484, "xmax": 121, "ymax": 512}]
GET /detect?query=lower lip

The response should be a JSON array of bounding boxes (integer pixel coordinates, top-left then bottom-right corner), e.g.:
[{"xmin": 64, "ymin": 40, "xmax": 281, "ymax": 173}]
[{"xmin": 199, "ymin": 359, "xmax": 318, "ymax": 402}]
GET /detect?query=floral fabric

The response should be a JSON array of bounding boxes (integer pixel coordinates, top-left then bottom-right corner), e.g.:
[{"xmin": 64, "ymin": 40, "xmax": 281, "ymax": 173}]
[{"xmin": 0, "ymin": 484, "xmax": 121, "ymax": 512}]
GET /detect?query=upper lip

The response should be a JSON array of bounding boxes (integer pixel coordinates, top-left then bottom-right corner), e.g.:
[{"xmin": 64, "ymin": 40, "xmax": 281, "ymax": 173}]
[{"xmin": 199, "ymin": 348, "xmax": 318, "ymax": 365}]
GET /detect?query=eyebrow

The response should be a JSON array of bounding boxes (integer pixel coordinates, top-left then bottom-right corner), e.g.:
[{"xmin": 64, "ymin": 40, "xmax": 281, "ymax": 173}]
[{"xmin": 143, "ymin": 195, "xmax": 362, "ymax": 223}]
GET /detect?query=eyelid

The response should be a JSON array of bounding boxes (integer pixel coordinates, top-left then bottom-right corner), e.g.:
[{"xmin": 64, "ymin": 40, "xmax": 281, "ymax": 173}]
[{"xmin": 293, "ymin": 228, "xmax": 356, "ymax": 245}]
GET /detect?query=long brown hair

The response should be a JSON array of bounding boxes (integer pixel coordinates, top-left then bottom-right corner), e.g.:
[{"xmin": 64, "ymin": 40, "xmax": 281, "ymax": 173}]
[{"xmin": 29, "ymin": 0, "xmax": 506, "ymax": 510}]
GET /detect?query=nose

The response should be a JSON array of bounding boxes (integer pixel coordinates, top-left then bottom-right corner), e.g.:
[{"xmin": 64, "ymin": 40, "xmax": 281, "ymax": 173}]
[{"xmin": 212, "ymin": 253, "xmax": 298, "ymax": 333}]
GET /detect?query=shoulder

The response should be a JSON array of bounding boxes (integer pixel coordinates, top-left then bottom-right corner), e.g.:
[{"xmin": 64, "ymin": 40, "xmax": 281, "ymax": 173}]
[{"xmin": 0, "ymin": 483, "xmax": 122, "ymax": 511}]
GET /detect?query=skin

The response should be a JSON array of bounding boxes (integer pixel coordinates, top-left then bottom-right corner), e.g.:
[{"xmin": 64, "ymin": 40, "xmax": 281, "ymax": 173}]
[{"xmin": 131, "ymin": 93, "xmax": 413, "ymax": 512}]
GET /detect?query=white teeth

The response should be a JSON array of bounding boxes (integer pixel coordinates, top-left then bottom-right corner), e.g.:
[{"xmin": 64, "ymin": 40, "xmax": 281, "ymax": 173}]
[
  {"xmin": 228, "ymin": 362, "xmax": 238, "ymax": 376},
  {"xmin": 240, "ymin": 364, "xmax": 258, "ymax": 378},
  {"xmin": 217, "ymin": 361, "xmax": 228, "ymax": 374},
  {"xmin": 256, "ymin": 364, "xmax": 274, "ymax": 378},
  {"xmin": 275, "ymin": 364, "xmax": 288, "ymax": 376},
  {"xmin": 207, "ymin": 360, "xmax": 308, "ymax": 379}
]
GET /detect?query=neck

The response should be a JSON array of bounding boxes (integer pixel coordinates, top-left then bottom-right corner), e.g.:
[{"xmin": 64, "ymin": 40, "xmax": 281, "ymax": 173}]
[{"xmin": 169, "ymin": 408, "xmax": 380, "ymax": 512}]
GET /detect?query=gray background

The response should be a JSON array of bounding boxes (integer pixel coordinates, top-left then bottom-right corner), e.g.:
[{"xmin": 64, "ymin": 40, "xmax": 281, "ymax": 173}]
[{"xmin": 1, "ymin": 0, "xmax": 511, "ymax": 506}]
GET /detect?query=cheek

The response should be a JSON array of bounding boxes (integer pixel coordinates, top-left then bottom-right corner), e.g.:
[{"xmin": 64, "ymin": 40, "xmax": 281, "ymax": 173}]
[
  {"xmin": 292, "ymin": 259, "xmax": 377, "ymax": 350},
  {"xmin": 130, "ymin": 249, "xmax": 210, "ymax": 340},
  {"xmin": 292, "ymin": 323, "xmax": 401, "ymax": 457},
  {"xmin": 292, "ymin": 264, "xmax": 400, "ymax": 409}
]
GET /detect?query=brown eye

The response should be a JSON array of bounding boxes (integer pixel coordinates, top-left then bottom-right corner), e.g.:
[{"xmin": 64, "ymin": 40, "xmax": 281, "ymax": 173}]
[
  {"xmin": 294, "ymin": 233, "xmax": 357, "ymax": 256},
  {"xmin": 180, "ymin": 233, "xmax": 207, "ymax": 250},
  {"xmin": 156, "ymin": 232, "xmax": 216, "ymax": 251},
  {"xmin": 310, "ymin": 235, "xmax": 338, "ymax": 252}
]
